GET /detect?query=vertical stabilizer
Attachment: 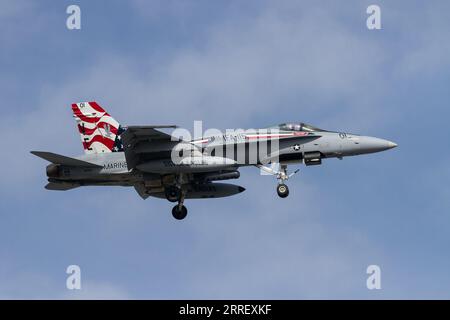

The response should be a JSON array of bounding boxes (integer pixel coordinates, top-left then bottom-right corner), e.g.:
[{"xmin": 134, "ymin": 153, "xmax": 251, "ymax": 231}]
[{"xmin": 71, "ymin": 101, "xmax": 124, "ymax": 154}]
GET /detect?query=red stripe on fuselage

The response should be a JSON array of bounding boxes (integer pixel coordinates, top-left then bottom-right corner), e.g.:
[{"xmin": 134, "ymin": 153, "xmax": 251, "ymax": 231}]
[{"xmin": 245, "ymin": 134, "xmax": 294, "ymax": 139}]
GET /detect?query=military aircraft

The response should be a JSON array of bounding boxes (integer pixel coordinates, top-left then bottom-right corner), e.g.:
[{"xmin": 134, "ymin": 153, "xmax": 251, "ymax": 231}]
[{"xmin": 32, "ymin": 102, "xmax": 397, "ymax": 220}]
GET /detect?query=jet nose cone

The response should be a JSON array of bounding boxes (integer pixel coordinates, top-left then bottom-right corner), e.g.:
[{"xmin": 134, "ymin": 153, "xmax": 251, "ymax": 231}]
[
  {"xmin": 358, "ymin": 136, "xmax": 398, "ymax": 154},
  {"xmin": 387, "ymin": 141, "xmax": 398, "ymax": 149}
]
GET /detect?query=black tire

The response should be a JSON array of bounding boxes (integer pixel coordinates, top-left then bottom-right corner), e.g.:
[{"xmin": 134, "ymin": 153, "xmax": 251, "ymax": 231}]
[
  {"xmin": 165, "ymin": 186, "xmax": 181, "ymax": 202},
  {"xmin": 277, "ymin": 184, "xmax": 289, "ymax": 198},
  {"xmin": 172, "ymin": 205, "xmax": 188, "ymax": 220}
]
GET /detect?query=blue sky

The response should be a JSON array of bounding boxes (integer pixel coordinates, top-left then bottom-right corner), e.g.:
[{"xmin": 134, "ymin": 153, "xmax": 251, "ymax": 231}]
[{"xmin": 1, "ymin": 0, "xmax": 450, "ymax": 299}]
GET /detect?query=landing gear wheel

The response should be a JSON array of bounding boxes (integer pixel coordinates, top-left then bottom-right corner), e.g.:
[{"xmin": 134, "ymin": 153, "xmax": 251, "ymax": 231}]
[
  {"xmin": 165, "ymin": 186, "xmax": 181, "ymax": 202},
  {"xmin": 277, "ymin": 184, "xmax": 289, "ymax": 198},
  {"xmin": 172, "ymin": 205, "xmax": 188, "ymax": 220}
]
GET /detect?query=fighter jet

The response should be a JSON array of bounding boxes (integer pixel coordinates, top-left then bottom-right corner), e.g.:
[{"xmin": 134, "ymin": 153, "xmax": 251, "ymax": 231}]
[{"xmin": 31, "ymin": 102, "xmax": 397, "ymax": 220}]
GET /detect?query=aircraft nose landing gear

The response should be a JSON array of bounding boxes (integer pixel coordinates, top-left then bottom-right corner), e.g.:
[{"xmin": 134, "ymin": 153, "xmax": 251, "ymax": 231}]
[
  {"xmin": 277, "ymin": 183, "xmax": 289, "ymax": 198},
  {"xmin": 257, "ymin": 163, "xmax": 299, "ymax": 199}
]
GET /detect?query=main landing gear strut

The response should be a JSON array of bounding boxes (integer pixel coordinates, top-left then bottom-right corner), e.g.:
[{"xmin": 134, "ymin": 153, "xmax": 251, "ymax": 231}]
[
  {"xmin": 165, "ymin": 175, "xmax": 188, "ymax": 220},
  {"xmin": 257, "ymin": 164, "xmax": 299, "ymax": 198},
  {"xmin": 169, "ymin": 187, "xmax": 187, "ymax": 220}
]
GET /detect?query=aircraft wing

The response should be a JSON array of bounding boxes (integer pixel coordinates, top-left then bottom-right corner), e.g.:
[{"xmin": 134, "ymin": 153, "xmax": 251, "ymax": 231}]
[{"xmin": 121, "ymin": 125, "xmax": 180, "ymax": 169}]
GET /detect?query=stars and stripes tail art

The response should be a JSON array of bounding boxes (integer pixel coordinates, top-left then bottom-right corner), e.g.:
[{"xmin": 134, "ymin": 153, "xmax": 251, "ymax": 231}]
[{"xmin": 71, "ymin": 102, "xmax": 125, "ymax": 154}]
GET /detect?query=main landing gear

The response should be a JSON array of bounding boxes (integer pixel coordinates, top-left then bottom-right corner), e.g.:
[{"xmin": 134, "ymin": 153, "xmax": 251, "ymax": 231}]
[
  {"xmin": 257, "ymin": 164, "xmax": 299, "ymax": 198},
  {"xmin": 166, "ymin": 184, "xmax": 188, "ymax": 220},
  {"xmin": 165, "ymin": 185, "xmax": 182, "ymax": 202},
  {"xmin": 172, "ymin": 203, "xmax": 187, "ymax": 220},
  {"xmin": 171, "ymin": 192, "xmax": 188, "ymax": 220}
]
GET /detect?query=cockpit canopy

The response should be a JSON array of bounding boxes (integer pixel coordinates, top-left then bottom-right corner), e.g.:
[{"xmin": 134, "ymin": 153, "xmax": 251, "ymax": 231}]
[{"xmin": 268, "ymin": 123, "xmax": 326, "ymax": 132}]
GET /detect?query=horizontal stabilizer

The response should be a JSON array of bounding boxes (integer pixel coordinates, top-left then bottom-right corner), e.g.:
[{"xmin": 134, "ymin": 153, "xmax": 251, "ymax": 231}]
[
  {"xmin": 30, "ymin": 151, "xmax": 101, "ymax": 168},
  {"xmin": 45, "ymin": 182, "xmax": 80, "ymax": 191}
]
